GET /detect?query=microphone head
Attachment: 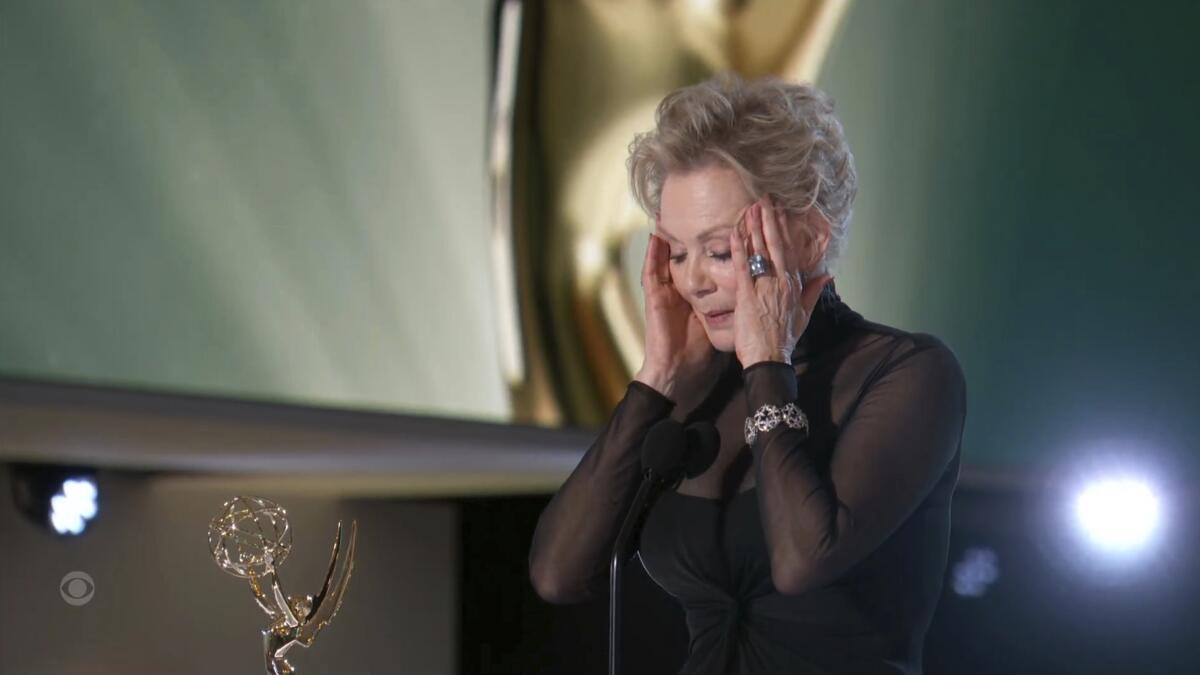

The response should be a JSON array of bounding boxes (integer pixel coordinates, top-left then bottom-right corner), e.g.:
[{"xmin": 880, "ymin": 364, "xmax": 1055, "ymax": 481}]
[
  {"xmin": 683, "ymin": 422, "xmax": 720, "ymax": 479},
  {"xmin": 641, "ymin": 419, "xmax": 687, "ymax": 479}
]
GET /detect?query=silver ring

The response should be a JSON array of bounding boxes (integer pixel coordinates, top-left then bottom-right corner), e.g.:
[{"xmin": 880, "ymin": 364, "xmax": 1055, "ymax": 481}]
[{"xmin": 748, "ymin": 254, "xmax": 771, "ymax": 279}]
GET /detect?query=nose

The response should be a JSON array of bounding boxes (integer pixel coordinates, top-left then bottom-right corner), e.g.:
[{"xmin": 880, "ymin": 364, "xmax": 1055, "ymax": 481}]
[{"xmin": 681, "ymin": 256, "xmax": 716, "ymax": 301}]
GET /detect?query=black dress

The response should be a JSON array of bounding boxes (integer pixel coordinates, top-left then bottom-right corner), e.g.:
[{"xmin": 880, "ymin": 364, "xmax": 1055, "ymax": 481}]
[{"xmin": 530, "ymin": 286, "xmax": 967, "ymax": 674}]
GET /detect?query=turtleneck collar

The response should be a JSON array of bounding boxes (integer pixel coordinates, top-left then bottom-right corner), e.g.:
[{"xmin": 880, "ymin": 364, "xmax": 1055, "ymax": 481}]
[
  {"xmin": 790, "ymin": 280, "xmax": 864, "ymax": 363},
  {"xmin": 687, "ymin": 282, "xmax": 862, "ymax": 423}
]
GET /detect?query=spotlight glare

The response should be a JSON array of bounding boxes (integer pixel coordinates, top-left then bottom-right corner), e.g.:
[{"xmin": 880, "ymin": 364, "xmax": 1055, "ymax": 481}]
[
  {"xmin": 48, "ymin": 476, "xmax": 99, "ymax": 536},
  {"xmin": 951, "ymin": 546, "xmax": 1000, "ymax": 598},
  {"xmin": 63, "ymin": 479, "xmax": 98, "ymax": 502},
  {"xmin": 12, "ymin": 466, "xmax": 100, "ymax": 537},
  {"xmin": 1074, "ymin": 478, "xmax": 1161, "ymax": 552},
  {"xmin": 51, "ymin": 509, "xmax": 85, "ymax": 536}
]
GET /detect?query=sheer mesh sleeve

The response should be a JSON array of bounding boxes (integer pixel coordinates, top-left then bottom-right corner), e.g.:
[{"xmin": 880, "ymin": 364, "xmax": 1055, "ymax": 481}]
[
  {"xmin": 528, "ymin": 381, "xmax": 674, "ymax": 604},
  {"xmin": 743, "ymin": 334, "xmax": 967, "ymax": 595}
]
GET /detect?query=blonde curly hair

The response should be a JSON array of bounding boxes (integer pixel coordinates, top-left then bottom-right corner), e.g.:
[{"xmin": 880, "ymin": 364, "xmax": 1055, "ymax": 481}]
[{"xmin": 627, "ymin": 75, "xmax": 857, "ymax": 271}]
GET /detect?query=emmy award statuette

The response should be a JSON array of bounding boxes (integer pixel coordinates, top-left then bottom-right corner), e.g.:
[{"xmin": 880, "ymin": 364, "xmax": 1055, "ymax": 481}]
[{"xmin": 208, "ymin": 496, "xmax": 358, "ymax": 675}]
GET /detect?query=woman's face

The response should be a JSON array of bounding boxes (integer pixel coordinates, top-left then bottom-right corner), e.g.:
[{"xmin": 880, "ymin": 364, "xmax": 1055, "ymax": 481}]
[{"xmin": 656, "ymin": 164, "xmax": 753, "ymax": 352}]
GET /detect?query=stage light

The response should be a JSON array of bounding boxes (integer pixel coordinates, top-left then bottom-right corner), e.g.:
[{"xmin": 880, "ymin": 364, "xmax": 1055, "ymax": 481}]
[
  {"xmin": 50, "ymin": 477, "xmax": 99, "ymax": 535},
  {"xmin": 1074, "ymin": 478, "xmax": 1160, "ymax": 553},
  {"xmin": 10, "ymin": 465, "xmax": 99, "ymax": 536}
]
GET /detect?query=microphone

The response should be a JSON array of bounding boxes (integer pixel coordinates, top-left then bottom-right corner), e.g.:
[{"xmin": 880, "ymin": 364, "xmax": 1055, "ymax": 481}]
[
  {"xmin": 638, "ymin": 420, "xmax": 720, "ymax": 486},
  {"xmin": 683, "ymin": 421, "xmax": 720, "ymax": 479},
  {"xmin": 640, "ymin": 418, "xmax": 689, "ymax": 485},
  {"xmin": 609, "ymin": 419, "xmax": 719, "ymax": 675},
  {"xmin": 613, "ymin": 419, "xmax": 719, "ymax": 563},
  {"xmin": 611, "ymin": 420, "xmax": 685, "ymax": 566}
]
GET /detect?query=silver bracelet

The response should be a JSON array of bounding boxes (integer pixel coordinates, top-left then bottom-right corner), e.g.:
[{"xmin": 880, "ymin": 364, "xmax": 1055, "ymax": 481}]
[{"xmin": 744, "ymin": 402, "xmax": 809, "ymax": 445}]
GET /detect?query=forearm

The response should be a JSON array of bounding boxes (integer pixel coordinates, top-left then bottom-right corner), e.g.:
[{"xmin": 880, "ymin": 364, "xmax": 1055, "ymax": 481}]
[
  {"xmin": 744, "ymin": 342, "xmax": 966, "ymax": 595},
  {"xmin": 752, "ymin": 423, "xmax": 846, "ymax": 594},
  {"xmin": 741, "ymin": 362, "xmax": 841, "ymax": 593},
  {"xmin": 528, "ymin": 382, "xmax": 673, "ymax": 603}
]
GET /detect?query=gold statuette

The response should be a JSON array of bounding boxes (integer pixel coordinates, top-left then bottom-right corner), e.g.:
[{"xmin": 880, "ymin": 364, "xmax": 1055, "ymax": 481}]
[{"xmin": 208, "ymin": 496, "xmax": 357, "ymax": 675}]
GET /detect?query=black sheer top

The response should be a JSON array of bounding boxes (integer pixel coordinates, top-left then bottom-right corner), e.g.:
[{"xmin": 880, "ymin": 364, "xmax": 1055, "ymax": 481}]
[{"xmin": 530, "ymin": 286, "xmax": 967, "ymax": 674}]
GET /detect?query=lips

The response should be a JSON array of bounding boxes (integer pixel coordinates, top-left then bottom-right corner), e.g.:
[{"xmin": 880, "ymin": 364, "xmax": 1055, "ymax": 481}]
[{"xmin": 702, "ymin": 309, "xmax": 733, "ymax": 327}]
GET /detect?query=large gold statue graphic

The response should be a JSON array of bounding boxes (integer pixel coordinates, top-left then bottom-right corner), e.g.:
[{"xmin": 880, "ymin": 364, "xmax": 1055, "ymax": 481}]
[{"xmin": 489, "ymin": 0, "xmax": 850, "ymax": 426}]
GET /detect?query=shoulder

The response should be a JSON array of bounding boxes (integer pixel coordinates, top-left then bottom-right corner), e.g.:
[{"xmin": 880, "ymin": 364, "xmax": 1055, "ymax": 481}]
[{"xmin": 846, "ymin": 320, "xmax": 966, "ymax": 396}]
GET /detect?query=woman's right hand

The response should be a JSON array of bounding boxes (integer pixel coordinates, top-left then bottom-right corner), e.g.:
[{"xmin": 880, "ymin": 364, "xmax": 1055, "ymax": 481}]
[{"xmin": 634, "ymin": 233, "xmax": 716, "ymax": 401}]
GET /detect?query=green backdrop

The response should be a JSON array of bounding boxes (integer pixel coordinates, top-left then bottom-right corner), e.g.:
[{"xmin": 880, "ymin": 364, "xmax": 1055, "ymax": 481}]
[{"xmin": 821, "ymin": 0, "xmax": 1200, "ymax": 471}]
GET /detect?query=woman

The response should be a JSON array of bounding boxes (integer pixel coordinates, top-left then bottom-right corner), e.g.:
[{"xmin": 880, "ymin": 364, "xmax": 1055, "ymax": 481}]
[{"xmin": 529, "ymin": 75, "xmax": 966, "ymax": 674}]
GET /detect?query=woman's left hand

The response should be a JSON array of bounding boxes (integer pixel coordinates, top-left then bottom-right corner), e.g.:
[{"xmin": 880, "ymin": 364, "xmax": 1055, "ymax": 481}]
[{"xmin": 729, "ymin": 196, "xmax": 833, "ymax": 367}]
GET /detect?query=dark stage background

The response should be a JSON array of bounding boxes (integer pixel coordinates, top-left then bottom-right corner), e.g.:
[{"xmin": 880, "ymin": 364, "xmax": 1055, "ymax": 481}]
[{"xmin": 460, "ymin": 485, "xmax": 1200, "ymax": 675}]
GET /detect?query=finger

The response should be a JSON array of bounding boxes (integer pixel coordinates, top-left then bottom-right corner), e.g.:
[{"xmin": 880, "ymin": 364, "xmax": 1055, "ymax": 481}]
[
  {"xmin": 643, "ymin": 234, "xmax": 667, "ymax": 287},
  {"xmin": 749, "ymin": 202, "xmax": 768, "ymax": 260},
  {"xmin": 730, "ymin": 226, "xmax": 752, "ymax": 300},
  {"xmin": 641, "ymin": 233, "xmax": 657, "ymax": 288},
  {"xmin": 800, "ymin": 274, "xmax": 834, "ymax": 314},
  {"xmin": 650, "ymin": 234, "xmax": 672, "ymax": 285},
  {"xmin": 775, "ymin": 203, "xmax": 795, "ymax": 253},
  {"xmin": 761, "ymin": 202, "xmax": 788, "ymax": 273}
]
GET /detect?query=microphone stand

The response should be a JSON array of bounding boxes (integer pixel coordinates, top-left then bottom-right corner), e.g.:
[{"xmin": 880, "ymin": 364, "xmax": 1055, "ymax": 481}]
[
  {"xmin": 607, "ymin": 418, "xmax": 714, "ymax": 675},
  {"xmin": 609, "ymin": 471, "xmax": 663, "ymax": 675}
]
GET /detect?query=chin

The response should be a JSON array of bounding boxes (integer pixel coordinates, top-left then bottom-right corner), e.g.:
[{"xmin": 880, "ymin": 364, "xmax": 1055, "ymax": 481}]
[{"xmin": 704, "ymin": 329, "xmax": 736, "ymax": 353}]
